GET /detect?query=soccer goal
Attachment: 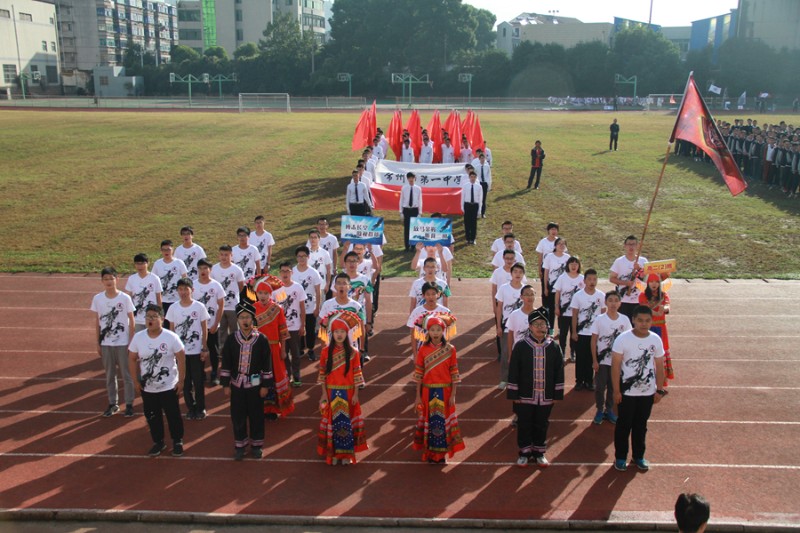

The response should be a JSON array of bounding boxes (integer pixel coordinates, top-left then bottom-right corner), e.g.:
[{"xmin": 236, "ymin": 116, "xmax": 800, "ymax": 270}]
[{"xmin": 238, "ymin": 93, "xmax": 291, "ymax": 113}]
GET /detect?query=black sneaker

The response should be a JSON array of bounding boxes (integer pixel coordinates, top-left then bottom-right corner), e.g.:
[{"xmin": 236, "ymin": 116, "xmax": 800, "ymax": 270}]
[
  {"xmin": 102, "ymin": 404, "xmax": 119, "ymax": 417},
  {"xmin": 308, "ymin": 352, "xmax": 317, "ymax": 361},
  {"xmin": 186, "ymin": 409, "xmax": 196, "ymax": 420},
  {"xmin": 123, "ymin": 404, "xmax": 134, "ymax": 417},
  {"xmin": 148, "ymin": 442, "xmax": 166, "ymax": 457},
  {"xmin": 362, "ymin": 353, "xmax": 371, "ymax": 363},
  {"xmin": 574, "ymin": 382, "xmax": 585, "ymax": 391},
  {"xmin": 234, "ymin": 447, "xmax": 246, "ymax": 461},
  {"xmin": 195, "ymin": 409, "xmax": 207, "ymax": 420},
  {"xmin": 251, "ymin": 447, "xmax": 263, "ymax": 459},
  {"xmin": 171, "ymin": 441, "xmax": 184, "ymax": 457}
]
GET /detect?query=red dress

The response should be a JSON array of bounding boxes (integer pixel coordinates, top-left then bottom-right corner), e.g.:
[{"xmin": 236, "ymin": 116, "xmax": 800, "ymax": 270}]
[
  {"xmin": 413, "ymin": 341, "xmax": 465, "ymax": 462},
  {"xmin": 638, "ymin": 292, "xmax": 674, "ymax": 384},
  {"xmin": 255, "ymin": 301, "xmax": 294, "ymax": 416},
  {"xmin": 317, "ymin": 344, "xmax": 367, "ymax": 464}
]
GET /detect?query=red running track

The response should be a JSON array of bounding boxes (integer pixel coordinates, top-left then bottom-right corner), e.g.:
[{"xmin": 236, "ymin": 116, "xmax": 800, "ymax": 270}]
[{"xmin": 0, "ymin": 274, "xmax": 799, "ymax": 527}]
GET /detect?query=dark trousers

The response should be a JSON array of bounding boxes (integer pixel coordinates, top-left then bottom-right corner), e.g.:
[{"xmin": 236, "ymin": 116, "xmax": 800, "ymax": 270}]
[
  {"xmin": 402, "ymin": 207, "xmax": 419, "ymax": 249},
  {"xmin": 301, "ymin": 313, "xmax": 318, "ymax": 356},
  {"xmin": 614, "ymin": 394, "xmax": 654, "ymax": 460},
  {"xmin": 230, "ymin": 385, "xmax": 265, "ymax": 448},
  {"xmin": 515, "ymin": 403, "xmax": 553, "ymax": 458},
  {"xmin": 557, "ymin": 315, "xmax": 576, "ymax": 358},
  {"xmin": 285, "ymin": 331, "xmax": 302, "ymax": 381},
  {"xmin": 207, "ymin": 330, "xmax": 219, "ymax": 379},
  {"xmin": 183, "ymin": 354, "xmax": 205, "ymax": 412},
  {"xmin": 609, "ymin": 133, "xmax": 618, "ymax": 151},
  {"xmin": 142, "ymin": 388, "xmax": 184, "ymax": 444},
  {"xmin": 527, "ymin": 166, "xmax": 542, "ymax": 188},
  {"xmin": 372, "ymin": 276, "xmax": 381, "ymax": 315},
  {"xmin": 463, "ymin": 202, "xmax": 479, "ymax": 242},
  {"xmin": 542, "ymin": 289, "xmax": 556, "ymax": 330},
  {"xmin": 619, "ymin": 302, "xmax": 637, "ymax": 321},
  {"xmin": 349, "ymin": 203, "xmax": 368, "ymax": 216},
  {"xmin": 161, "ymin": 301, "xmax": 173, "ymax": 329},
  {"xmin": 575, "ymin": 334, "xmax": 594, "ymax": 385},
  {"xmin": 480, "ymin": 181, "xmax": 489, "ymax": 215}
]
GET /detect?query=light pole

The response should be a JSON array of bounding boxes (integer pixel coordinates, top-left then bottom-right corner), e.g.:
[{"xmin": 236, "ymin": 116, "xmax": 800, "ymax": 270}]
[
  {"xmin": 337, "ymin": 72, "xmax": 352, "ymax": 97},
  {"xmin": 458, "ymin": 73, "xmax": 473, "ymax": 103}
]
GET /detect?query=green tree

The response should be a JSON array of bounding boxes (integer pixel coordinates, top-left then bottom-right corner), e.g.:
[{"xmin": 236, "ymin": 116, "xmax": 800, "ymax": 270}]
[
  {"xmin": 566, "ymin": 41, "xmax": 612, "ymax": 96},
  {"xmin": 203, "ymin": 46, "xmax": 228, "ymax": 61},
  {"xmin": 509, "ymin": 41, "xmax": 570, "ymax": 96},
  {"xmin": 170, "ymin": 45, "xmax": 201, "ymax": 65},
  {"xmin": 610, "ymin": 27, "xmax": 682, "ymax": 95},
  {"xmin": 717, "ymin": 38, "xmax": 778, "ymax": 96},
  {"xmin": 233, "ymin": 42, "xmax": 259, "ymax": 60},
  {"xmin": 684, "ymin": 45, "xmax": 714, "ymax": 92},
  {"xmin": 249, "ymin": 12, "xmax": 314, "ymax": 93}
]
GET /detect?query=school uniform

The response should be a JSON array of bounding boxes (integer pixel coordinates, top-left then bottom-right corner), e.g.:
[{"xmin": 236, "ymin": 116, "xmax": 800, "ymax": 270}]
[
  {"xmin": 461, "ymin": 181, "xmax": 482, "ymax": 244},
  {"xmin": 346, "ymin": 181, "xmax": 372, "ymax": 216},
  {"xmin": 399, "ymin": 183, "xmax": 423, "ymax": 250}
]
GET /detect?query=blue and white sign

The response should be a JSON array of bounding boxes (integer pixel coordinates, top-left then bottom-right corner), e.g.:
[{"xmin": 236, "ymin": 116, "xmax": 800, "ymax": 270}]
[
  {"xmin": 341, "ymin": 216, "xmax": 384, "ymax": 245},
  {"xmin": 409, "ymin": 217, "xmax": 453, "ymax": 247}
]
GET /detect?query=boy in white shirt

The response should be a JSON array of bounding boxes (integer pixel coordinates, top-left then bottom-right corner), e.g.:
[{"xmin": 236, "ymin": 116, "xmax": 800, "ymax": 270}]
[
  {"xmin": 166, "ymin": 278, "xmax": 209, "ymax": 420},
  {"xmin": 409, "ymin": 257, "xmax": 450, "ymax": 311},
  {"xmin": 232, "ymin": 226, "xmax": 262, "ymax": 280},
  {"xmin": 406, "ymin": 282, "xmax": 450, "ymax": 359},
  {"xmin": 211, "ymin": 244, "xmax": 246, "ymax": 361},
  {"xmin": 125, "ymin": 253, "xmax": 163, "ymax": 333},
  {"xmin": 151, "ymin": 239, "xmax": 188, "ymax": 327},
  {"xmin": 491, "ymin": 233, "xmax": 526, "ymax": 268},
  {"xmin": 91, "ymin": 267, "xmax": 136, "ymax": 418},
  {"xmin": 293, "ymin": 246, "xmax": 324, "ymax": 362},
  {"xmin": 250, "ymin": 215, "xmax": 275, "ymax": 273},
  {"xmin": 570, "ymin": 269, "xmax": 606, "ymax": 391},
  {"xmin": 307, "ymin": 229, "xmax": 333, "ymax": 299},
  {"xmin": 174, "ymin": 226, "xmax": 206, "ymax": 281},
  {"xmin": 495, "ymin": 263, "xmax": 526, "ymax": 389},
  {"xmin": 590, "ymin": 291, "xmax": 631, "ymax": 425},
  {"xmin": 194, "ymin": 258, "xmax": 225, "ymax": 385},
  {"xmin": 308, "ymin": 217, "xmax": 339, "ymax": 276},
  {"xmin": 274, "ymin": 261, "xmax": 307, "ymax": 386},
  {"xmin": 609, "ymin": 235, "xmax": 648, "ymax": 319},
  {"xmin": 490, "ymin": 221, "xmax": 523, "ymax": 254}
]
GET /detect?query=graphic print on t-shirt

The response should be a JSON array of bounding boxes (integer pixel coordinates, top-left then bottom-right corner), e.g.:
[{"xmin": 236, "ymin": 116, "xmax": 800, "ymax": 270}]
[
  {"xmin": 220, "ymin": 275, "xmax": 237, "ymax": 306},
  {"xmin": 173, "ymin": 313, "xmax": 200, "ymax": 347},
  {"xmin": 279, "ymin": 290, "xmax": 300, "ymax": 324},
  {"xmin": 560, "ymin": 284, "xmax": 581, "ymax": 314},
  {"xmin": 98, "ymin": 304, "xmax": 125, "ymax": 343},
  {"xmin": 159, "ymin": 268, "xmax": 179, "ymax": 301},
  {"xmin": 141, "ymin": 347, "xmax": 169, "ymax": 388},
  {"xmin": 197, "ymin": 290, "xmax": 216, "ymax": 319},
  {"xmin": 235, "ymin": 256, "xmax": 252, "ymax": 279},
  {"xmin": 622, "ymin": 345, "xmax": 655, "ymax": 393},
  {"xmin": 597, "ymin": 324, "xmax": 627, "ymax": 365},
  {"xmin": 132, "ymin": 285, "xmax": 153, "ymax": 317},
  {"xmin": 577, "ymin": 299, "xmax": 601, "ymax": 333}
]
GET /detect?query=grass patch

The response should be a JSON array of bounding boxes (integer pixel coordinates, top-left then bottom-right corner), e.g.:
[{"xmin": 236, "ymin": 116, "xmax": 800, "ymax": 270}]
[{"xmin": 0, "ymin": 110, "xmax": 798, "ymax": 278}]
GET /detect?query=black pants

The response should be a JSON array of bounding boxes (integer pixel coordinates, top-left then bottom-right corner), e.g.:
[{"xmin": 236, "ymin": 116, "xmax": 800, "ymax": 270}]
[
  {"xmin": 301, "ymin": 313, "xmax": 317, "ymax": 356},
  {"xmin": 285, "ymin": 331, "xmax": 302, "ymax": 381},
  {"xmin": 527, "ymin": 167, "xmax": 543, "ymax": 189},
  {"xmin": 183, "ymin": 354, "xmax": 205, "ymax": 412},
  {"xmin": 161, "ymin": 301, "xmax": 173, "ymax": 329},
  {"xmin": 614, "ymin": 394, "xmax": 654, "ymax": 460},
  {"xmin": 619, "ymin": 302, "xmax": 637, "ymax": 321},
  {"xmin": 557, "ymin": 315, "xmax": 577, "ymax": 358},
  {"xmin": 402, "ymin": 207, "xmax": 419, "ymax": 249},
  {"xmin": 514, "ymin": 403, "xmax": 553, "ymax": 458},
  {"xmin": 142, "ymin": 388, "xmax": 184, "ymax": 444},
  {"xmin": 207, "ymin": 330, "xmax": 219, "ymax": 379},
  {"xmin": 463, "ymin": 202, "xmax": 479, "ymax": 242},
  {"xmin": 349, "ymin": 203, "xmax": 368, "ymax": 216},
  {"xmin": 542, "ymin": 289, "xmax": 556, "ymax": 330},
  {"xmin": 480, "ymin": 182, "xmax": 489, "ymax": 215},
  {"xmin": 372, "ymin": 276, "xmax": 381, "ymax": 315},
  {"xmin": 610, "ymin": 133, "xmax": 619, "ymax": 150},
  {"xmin": 230, "ymin": 385, "xmax": 265, "ymax": 448},
  {"xmin": 575, "ymin": 335, "xmax": 594, "ymax": 385}
]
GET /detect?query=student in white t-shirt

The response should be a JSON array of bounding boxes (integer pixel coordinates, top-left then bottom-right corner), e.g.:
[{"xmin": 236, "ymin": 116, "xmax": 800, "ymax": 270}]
[
  {"xmin": 535, "ymin": 222, "xmax": 560, "ymax": 297},
  {"xmin": 590, "ymin": 290, "xmax": 631, "ymax": 425},
  {"xmin": 125, "ymin": 253, "xmax": 163, "ymax": 332},
  {"xmin": 274, "ymin": 261, "xmax": 307, "ymax": 386},
  {"xmin": 309, "ymin": 217, "xmax": 340, "ymax": 275},
  {"xmin": 91, "ymin": 266, "xmax": 136, "ymax": 418},
  {"xmin": 490, "ymin": 250, "xmax": 529, "ymax": 361},
  {"xmin": 408, "ymin": 257, "xmax": 450, "ymax": 312},
  {"xmin": 307, "ymin": 229, "xmax": 333, "ymax": 299},
  {"xmin": 495, "ymin": 263, "xmax": 526, "ymax": 390},
  {"xmin": 128, "ymin": 303, "xmax": 186, "ymax": 458},
  {"xmin": 490, "ymin": 233, "xmax": 526, "ymax": 268},
  {"xmin": 232, "ymin": 226, "xmax": 262, "ymax": 280},
  {"xmin": 211, "ymin": 244, "xmax": 246, "ymax": 358},
  {"xmin": 542, "ymin": 237, "xmax": 570, "ymax": 331},
  {"xmin": 250, "ymin": 215, "xmax": 275, "ymax": 273},
  {"xmin": 407, "ymin": 282, "xmax": 450, "ymax": 359},
  {"xmin": 504, "ymin": 284, "xmax": 537, "ymax": 350},
  {"xmin": 412, "ymin": 242, "xmax": 453, "ymax": 284},
  {"xmin": 293, "ymin": 245, "xmax": 324, "ymax": 362},
  {"xmin": 570, "ymin": 269, "xmax": 606, "ymax": 391},
  {"xmin": 609, "ymin": 235, "xmax": 648, "ymax": 320},
  {"xmin": 318, "ymin": 273, "xmax": 363, "ymax": 351},
  {"xmin": 490, "ymin": 221, "xmax": 523, "ymax": 254},
  {"xmin": 174, "ymin": 226, "xmax": 206, "ymax": 281},
  {"xmin": 166, "ymin": 278, "xmax": 210, "ymax": 420},
  {"xmin": 151, "ymin": 239, "xmax": 188, "ymax": 327},
  {"xmin": 553, "ymin": 256, "xmax": 584, "ymax": 362},
  {"xmin": 195, "ymin": 258, "xmax": 225, "ymax": 385},
  {"xmin": 611, "ymin": 305, "xmax": 666, "ymax": 472}
]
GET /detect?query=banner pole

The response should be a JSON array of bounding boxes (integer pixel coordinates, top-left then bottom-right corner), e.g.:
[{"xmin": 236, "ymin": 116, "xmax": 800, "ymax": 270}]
[{"xmin": 634, "ymin": 143, "xmax": 673, "ymax": 268}]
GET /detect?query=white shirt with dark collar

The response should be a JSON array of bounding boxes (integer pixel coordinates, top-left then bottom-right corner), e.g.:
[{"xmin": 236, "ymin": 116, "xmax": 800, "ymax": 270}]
[
  {"xmin": 461, "ymin": 180, "xmax": 483, "ymax": 211},
  {"xmin": 399, "ymin": 184, "xmax": 423, "ymax": 213}
]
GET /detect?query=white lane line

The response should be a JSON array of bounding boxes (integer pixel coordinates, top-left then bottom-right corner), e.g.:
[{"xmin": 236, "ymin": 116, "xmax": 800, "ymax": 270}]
[
  {"xmin": 1, "ymin": 451, "xmax": 799, "ymax": 469},
  {"xmin": 1, "ymin": 409, "xmax": 799, "ymax": 425}
]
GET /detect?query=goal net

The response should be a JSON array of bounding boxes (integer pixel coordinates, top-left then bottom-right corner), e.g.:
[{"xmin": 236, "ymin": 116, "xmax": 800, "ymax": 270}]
[{"xmin": 238, "ymin": 93, "xmax": 291, "ymax": 113}]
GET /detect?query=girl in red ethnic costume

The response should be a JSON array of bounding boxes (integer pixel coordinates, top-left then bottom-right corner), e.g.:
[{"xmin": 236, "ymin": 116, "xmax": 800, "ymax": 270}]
[
  {"xmin": 317, "ymin": 310, "xmax": 367, "ymax": 465},
  {"xmin": 413, "ymin": 312, "xmax": 465, "ymax": 464},
  {"xmin": 638, "ymin": 273, "xmax": 674, "ymax": 386},
  {"xmin": 253, "ymin": 276, "xmax": 294, "ymax": 418}
]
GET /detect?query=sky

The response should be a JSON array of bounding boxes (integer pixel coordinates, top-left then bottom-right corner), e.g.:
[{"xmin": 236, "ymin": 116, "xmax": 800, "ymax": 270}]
[{"xmin": 463, "ymin": 0, "xmax": 740, "ymax": 28}]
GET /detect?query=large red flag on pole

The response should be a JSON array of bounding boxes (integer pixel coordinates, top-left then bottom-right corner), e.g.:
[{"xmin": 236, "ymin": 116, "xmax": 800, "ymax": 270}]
[
  {"xmin": 669, "ymin": 74, "xmax": 747, "ymax": 196},
  {"xmin": 471, "ymin": 114, "xmax": 484, "ymax": 157},
  {"xmin": 427, "ymin": 110, "xmax": 443, "ymax": 163},
  {"xmin": 406, "ymin": 110, "xmax": 422, "ymax": 161},
  {"xmin": 443, "ymin": 110, "xmax": 462, "ymax": 161},
  {"xmin": 461, "ymin": 110, "xmax": 474, "ymax": 145},
  {"xmin": 351, "ymin": 108, "xmax": 371, "ymax": 151},
  {"xmin": 368, "ymin": 100, "xmax": 377, "ymax": 140},
  {"xmin": 387, "ymin": 109, "xmax": 404, "ymax": 161}
]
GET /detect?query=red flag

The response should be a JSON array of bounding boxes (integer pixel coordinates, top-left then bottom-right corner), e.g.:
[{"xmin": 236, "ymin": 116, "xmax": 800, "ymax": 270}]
[
  {"xmin": 461, "ymin": 110, "xmax": 473, "ymax": 143},
  {"xmin": 427, "ymin": 110, "xmax": 443, "ymax": 163},
  {"xmin": 471, "ymin": 114, "xmax": 484, "ymax": 157},
  {"xmin": 368, "ymin": 100, "xmax": 377, "ymax": 140},
  {"xmin": 387, "ymin": 109, "xmax": 404, "ymax": 160},
  {"xmin": 443, "ymin": 110, "xmax": 462, "ymax": 161},
  {"xmin": 669, "ymin": 74, "xmax": 747, "ymax": 196},
  {"xmin": 371, "ymin": 183, "xmax": 464, "ymax": 214},
  {"xmin": 351, "ymin": 108, "xmax": 371, "ymax": 151},
  {"xmin": 406, "ymin": 110, "xmax": 422, "ymax": 161}
]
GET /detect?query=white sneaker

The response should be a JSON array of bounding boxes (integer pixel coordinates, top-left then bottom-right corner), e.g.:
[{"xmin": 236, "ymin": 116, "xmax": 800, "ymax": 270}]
[
  {"xmin": 516, "ymin": 455, "xmax": 529, "ymax": 467},
  {"xmin": 497, "ymin": 381, "xmax": 507, "ymax": 390},
  {"xmin": 536, "ymin": 455, "xmax": 550, "ymax": 468}
]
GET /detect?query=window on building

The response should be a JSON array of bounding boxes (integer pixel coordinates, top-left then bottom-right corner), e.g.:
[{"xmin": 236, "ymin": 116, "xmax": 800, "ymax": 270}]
[
  {"xmin": 20, "ymin": 12, "xmax": 33, "ymax": 21},
  {"xmin": 100, "ymin": 76, "xmax": 109, "ymax": 86},
  {"xmin": 0, "ymin": 9, "xmax": 11, "ymax": 18},
  {"xmin": 286, "ymin": 0, "xmax": 291, "ymax": 5},
  {"xmin": 236, "ymin": 29, "xmax": 243, "ymax": 41},
  {"xmin": 51, "ymin": 42, "xmax": 57, "ymax": 52},
  {"xmin": 49, "ymin": 16, "xmax": 54, "ymax": 24},
  {"xmin": 178, "ymin": 29, "xmax": 202, "ymax": 40},
  {"xmin": 3, "ymin": 64, "xmax": 17, "ymax": 83},
  {"xmin": 177, "ymin": 9, "xmax": 201, "ymax": 22},
  {"xmin": 42, "ymin": 41, "xmax": 48, "ymax": 51},
  {"xmin": 235, "ymin": 9, "xmax": 242, "ymax": 21}
]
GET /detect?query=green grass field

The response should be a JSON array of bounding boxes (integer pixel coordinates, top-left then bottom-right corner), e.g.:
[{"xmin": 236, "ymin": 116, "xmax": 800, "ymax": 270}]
[{"xmin": 0, "ymin": 109, "xmax": 798, "ymax": 279}]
